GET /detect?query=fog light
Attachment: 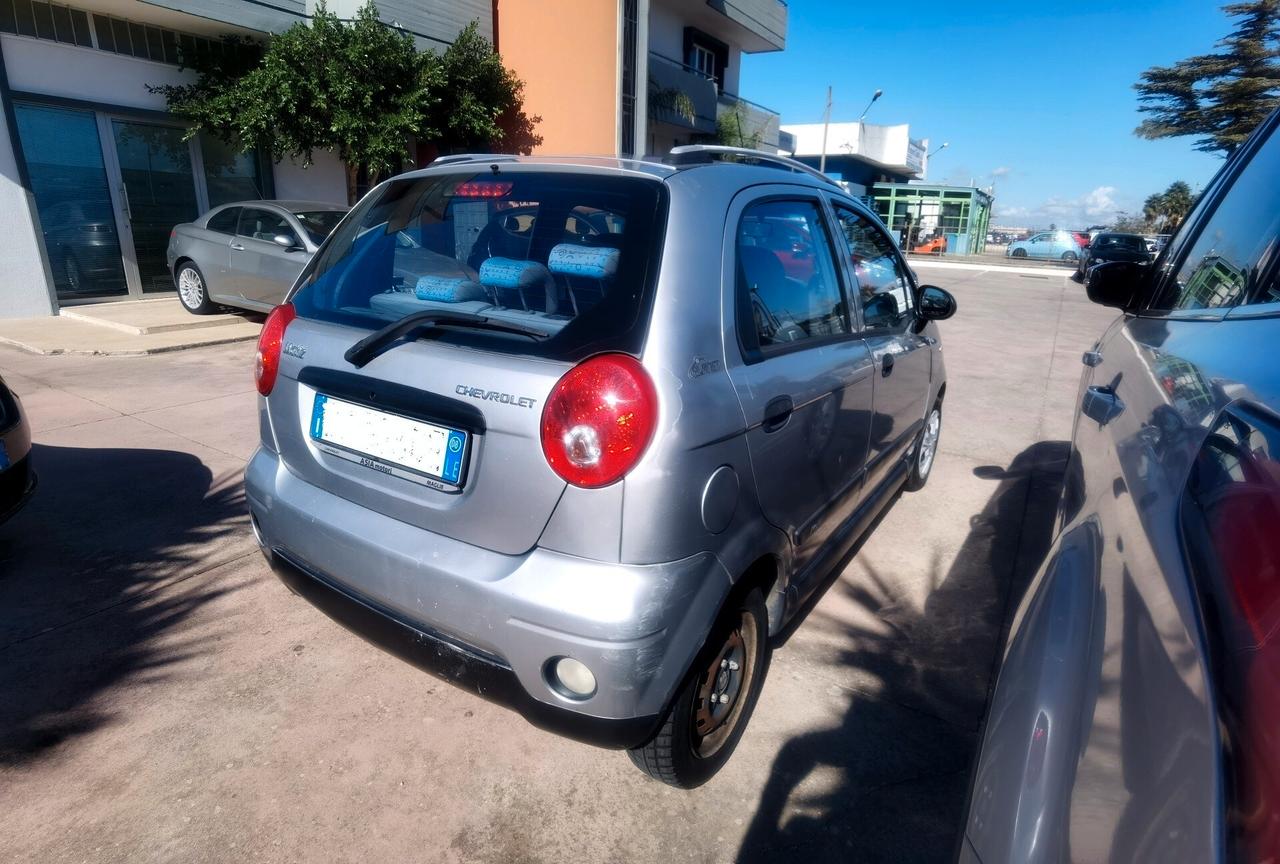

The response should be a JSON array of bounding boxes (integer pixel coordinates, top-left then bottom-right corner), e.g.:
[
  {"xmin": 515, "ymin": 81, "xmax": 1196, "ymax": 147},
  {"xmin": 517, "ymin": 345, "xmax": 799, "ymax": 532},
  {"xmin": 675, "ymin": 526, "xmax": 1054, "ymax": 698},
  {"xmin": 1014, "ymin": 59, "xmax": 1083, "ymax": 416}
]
[{"xmin": 551, "ymin": 657, "xmax": 597, "ymax": 698}]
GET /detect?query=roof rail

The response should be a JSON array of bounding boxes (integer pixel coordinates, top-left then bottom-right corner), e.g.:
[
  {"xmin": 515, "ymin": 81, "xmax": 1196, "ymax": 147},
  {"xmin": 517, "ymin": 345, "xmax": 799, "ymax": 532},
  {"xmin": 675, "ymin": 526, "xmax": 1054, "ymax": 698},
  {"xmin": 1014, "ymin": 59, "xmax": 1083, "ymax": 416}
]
[
  {"xmin": 665, "ymin": 145, "xmax": 841, "ymax": 189},
  {"xmin": 429, "ymin": 153, "xmax": 520, "ymax": 166}
]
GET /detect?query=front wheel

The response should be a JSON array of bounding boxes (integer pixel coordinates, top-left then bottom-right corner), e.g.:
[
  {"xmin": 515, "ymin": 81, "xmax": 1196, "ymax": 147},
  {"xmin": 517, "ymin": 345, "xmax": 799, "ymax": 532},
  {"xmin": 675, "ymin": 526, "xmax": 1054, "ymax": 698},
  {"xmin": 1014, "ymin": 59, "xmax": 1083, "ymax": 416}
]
[
  {"xmin": 1010, "ymin": 248, "xmax": 1027, "ymax": 258},
  {"xmin": 905, "ymin": 402, "xmax": 942, "ymax": 491},
  {"xmin": 627, "ymin": 588, "xmax": 769, "ymax": 789}
]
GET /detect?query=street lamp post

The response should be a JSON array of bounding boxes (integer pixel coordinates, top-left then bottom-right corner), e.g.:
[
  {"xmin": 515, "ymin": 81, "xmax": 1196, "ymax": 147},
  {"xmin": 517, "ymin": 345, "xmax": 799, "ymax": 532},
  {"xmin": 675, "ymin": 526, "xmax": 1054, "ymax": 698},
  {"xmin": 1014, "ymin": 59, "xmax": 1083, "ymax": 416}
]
[
  {"xmin": 926, "ymin": 141, "xmax": 948, "ymax": 180},
  {"xmin": 855, "ymin": 88, "xmax": 883, "ymax": 167}
]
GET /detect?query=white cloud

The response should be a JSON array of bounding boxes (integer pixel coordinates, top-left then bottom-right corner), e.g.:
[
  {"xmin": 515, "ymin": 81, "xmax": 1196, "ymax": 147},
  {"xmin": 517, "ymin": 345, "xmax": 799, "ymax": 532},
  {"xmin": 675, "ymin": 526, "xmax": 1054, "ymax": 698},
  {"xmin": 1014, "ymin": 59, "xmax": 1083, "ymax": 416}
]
[
  {"xmin": 991, "ymin": 166, "xmax": 1012, "ymax": 178},
  {"xmin": 995, "ymin": 186, "xmax": 1122, "ymax": 229}
]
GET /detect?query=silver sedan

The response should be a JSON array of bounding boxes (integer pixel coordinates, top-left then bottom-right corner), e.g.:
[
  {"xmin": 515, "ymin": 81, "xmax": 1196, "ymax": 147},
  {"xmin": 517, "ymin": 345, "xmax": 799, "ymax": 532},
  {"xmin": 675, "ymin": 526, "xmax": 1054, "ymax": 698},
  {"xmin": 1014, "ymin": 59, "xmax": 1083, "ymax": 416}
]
[{"xmin": 167, "ymin": 200, "xmax": 347, "ymax": 314}]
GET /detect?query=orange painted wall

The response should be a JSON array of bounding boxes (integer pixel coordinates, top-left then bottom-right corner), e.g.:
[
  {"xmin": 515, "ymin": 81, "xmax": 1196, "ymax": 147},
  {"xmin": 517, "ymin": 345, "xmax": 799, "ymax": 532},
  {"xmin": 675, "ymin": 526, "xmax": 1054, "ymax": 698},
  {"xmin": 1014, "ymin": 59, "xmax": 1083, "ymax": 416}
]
[{"xmin": 496, "ymin": 0, "xmax": 619, "ymax": 156}]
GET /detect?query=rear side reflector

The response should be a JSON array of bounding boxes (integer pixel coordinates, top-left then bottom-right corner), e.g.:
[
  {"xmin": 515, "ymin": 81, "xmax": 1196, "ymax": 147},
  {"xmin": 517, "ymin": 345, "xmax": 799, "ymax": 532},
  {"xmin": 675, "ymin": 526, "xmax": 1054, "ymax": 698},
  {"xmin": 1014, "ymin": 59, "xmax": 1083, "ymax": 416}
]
[{"xmin": 255, "ymin": 303, "xmax": 296, "ymax": 396}]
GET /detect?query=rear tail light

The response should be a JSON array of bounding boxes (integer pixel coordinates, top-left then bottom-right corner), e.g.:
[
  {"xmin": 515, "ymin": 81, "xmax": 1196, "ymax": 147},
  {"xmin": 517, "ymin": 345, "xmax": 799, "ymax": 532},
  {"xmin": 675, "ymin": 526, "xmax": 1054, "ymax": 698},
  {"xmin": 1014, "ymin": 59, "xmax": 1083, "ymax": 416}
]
[
  {"xmin": 540, "ymin": 354, "xmax": 658, "ymax": 488},
  {"xmin": 254, "ymin": 303, "xmax": 296, "ymax": 396}
]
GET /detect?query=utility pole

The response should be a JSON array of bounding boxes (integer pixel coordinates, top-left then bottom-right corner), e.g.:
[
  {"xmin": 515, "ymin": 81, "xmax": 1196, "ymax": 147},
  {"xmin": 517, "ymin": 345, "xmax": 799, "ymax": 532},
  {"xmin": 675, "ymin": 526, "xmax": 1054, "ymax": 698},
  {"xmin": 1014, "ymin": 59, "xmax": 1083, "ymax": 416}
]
[{"xmin": 819, "ymin": 85, "xmax": 832, "ymax": 174}]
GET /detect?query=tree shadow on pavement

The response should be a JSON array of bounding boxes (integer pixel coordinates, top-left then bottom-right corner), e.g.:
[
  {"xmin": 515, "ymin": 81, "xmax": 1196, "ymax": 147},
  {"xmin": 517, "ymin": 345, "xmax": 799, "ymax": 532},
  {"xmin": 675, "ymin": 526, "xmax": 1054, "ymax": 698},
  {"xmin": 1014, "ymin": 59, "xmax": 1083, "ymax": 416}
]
[
  {"xmin": 0, "ymin": 443, "xmax": 249, "ymax": 765},
  {"xmin": 738, "ymin": 440, "xmax": 1071, "ymax": 864}
]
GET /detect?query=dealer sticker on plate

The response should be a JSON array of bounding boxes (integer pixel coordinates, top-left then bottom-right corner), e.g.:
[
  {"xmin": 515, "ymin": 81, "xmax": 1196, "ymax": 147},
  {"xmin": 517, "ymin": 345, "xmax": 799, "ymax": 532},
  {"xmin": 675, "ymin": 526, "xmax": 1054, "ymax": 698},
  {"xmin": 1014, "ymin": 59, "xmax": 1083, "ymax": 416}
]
[{"xmin": 310, "ymin": 393, "xmax": 467, "ymax": 488}]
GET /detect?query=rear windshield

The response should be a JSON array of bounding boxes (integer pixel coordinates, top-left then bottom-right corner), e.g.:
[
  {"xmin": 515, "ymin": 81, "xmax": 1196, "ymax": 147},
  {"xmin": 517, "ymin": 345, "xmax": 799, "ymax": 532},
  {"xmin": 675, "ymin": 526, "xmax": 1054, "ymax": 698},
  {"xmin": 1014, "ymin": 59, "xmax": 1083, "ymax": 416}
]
[
  {"xmin": 1094, "ymin": 234, "xmax": 1144, "ymax": 251},
  {"xmin": 291, "ymin": 170, "xmax": 666, "ymax": 361}
]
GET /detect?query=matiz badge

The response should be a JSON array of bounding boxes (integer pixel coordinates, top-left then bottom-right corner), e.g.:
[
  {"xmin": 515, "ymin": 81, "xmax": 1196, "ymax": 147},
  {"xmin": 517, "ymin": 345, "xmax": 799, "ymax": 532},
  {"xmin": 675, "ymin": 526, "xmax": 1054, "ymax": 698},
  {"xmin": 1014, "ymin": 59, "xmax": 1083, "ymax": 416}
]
[{"xmin": 283, "ymin": 342, "xmax": 307, "ymax": 359}]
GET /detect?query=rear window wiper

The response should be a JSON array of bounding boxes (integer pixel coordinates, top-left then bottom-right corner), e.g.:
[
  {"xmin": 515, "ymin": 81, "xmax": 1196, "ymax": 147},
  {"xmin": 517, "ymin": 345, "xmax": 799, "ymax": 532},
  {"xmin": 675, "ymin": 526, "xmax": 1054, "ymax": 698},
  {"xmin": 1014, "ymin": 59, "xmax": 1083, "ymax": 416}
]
[{"xmin": 345, "ymin": 309, "xmax": 548, "ymax": 368}]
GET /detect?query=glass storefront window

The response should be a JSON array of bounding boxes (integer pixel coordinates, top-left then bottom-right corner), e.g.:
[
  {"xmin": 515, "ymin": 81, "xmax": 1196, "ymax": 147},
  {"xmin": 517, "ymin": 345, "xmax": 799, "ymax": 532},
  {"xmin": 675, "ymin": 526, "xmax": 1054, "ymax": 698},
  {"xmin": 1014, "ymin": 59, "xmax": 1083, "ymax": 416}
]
[
  {"xmin": 200, "ymin": 133, "xmax": 270, "ymax": 208},
  {"xmin": 13, "ymin": 103, "xmax": 128, "ymax": 300}
]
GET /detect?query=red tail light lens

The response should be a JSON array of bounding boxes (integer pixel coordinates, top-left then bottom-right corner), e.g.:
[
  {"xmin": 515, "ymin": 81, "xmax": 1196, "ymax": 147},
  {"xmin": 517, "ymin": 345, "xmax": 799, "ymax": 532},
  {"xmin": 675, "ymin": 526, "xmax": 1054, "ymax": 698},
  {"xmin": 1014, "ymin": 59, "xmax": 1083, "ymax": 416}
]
[
  {"xmin": 540, "ymin": 354, "xmax": 658, "ymax": 488},
  {"xmin": 254, "ymin": 303, "xmax": 296, "ymax": 396}
]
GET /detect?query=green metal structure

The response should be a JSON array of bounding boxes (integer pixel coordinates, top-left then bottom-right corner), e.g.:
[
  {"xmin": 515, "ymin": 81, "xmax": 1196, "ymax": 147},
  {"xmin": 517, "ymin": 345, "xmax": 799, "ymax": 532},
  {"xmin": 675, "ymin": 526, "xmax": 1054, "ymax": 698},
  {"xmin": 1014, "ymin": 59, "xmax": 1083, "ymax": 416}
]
[{"xmin": 870, "ymin": 183, "xmax": 993, "ymax": 256}]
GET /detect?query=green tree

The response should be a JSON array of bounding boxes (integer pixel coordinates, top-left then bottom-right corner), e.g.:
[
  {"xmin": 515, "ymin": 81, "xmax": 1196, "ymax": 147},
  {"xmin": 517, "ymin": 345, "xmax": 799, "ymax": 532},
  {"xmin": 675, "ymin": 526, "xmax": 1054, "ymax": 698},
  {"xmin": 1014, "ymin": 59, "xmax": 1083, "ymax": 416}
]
[
  {"xmin": 151, "ymin": 5, "xmax": 540, "ymax": 203},
  {"xmin": 1111, "ymin": 211, "xmax": 1150, "ymax": 234},
  {"xmin": 431, "ymin": 22, "xmax": 542, "ymax": 154},
  {"xmin": 1142, "ymin": 181, "xmax": 1196, "ymax": 232},
  {"xmin": 1134, "ymin": 1, "xmax": 1280, "ymax": 155},
  {"xmin": 716, "ymin": 100, "xmax": 764, "ymax": 150}
]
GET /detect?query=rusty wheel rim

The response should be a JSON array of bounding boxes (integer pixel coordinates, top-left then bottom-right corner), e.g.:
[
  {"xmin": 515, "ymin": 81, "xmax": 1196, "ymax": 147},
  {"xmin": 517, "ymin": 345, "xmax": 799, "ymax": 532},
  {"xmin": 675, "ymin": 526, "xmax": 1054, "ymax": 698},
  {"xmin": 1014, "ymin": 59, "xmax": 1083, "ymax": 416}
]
[{"xmin": 692, "ymin": 609, "xmax": 757, "ymax": 759}]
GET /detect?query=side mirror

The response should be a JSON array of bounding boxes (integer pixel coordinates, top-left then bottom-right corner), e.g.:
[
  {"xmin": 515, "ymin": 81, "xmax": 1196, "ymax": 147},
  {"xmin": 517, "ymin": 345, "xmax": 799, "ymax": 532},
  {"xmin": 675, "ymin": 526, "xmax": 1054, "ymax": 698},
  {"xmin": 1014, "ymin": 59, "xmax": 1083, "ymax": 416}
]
[
  {"xmin": 1085, "ymin": 261, "xmax": 1143, "ymax": 310},
  {"xmin": 273, "ymin": 233, "xmax": 300, "ymax": 251},
  {"xmin": 918, "ymin": 285, "xmax": 956, "ymax": 321}
]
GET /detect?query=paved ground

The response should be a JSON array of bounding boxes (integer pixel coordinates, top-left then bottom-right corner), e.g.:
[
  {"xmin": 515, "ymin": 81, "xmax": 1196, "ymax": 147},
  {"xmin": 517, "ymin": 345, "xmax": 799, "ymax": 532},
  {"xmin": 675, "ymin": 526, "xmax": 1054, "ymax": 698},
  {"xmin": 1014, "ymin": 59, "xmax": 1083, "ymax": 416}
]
[{"xmin": 0, "ymin": 266, "xmax": 1113, "ymax": 864}]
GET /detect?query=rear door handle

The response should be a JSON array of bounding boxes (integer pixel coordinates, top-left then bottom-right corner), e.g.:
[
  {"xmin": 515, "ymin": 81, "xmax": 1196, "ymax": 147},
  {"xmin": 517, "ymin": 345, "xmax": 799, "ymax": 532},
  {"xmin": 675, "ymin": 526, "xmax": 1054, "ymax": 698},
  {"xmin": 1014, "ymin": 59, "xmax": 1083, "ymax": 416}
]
[
  {"xmin": 762, "ymin": 395, "xmax": 794, "ymax": 433},
  {"xmin": 230, "ymin": 242, "xmax": 245, "ymax": 251},
  {"xmin": 881, "ymin": 353, "xmax": 895, "ymax": 377},
  {"xmin": 1083, "ymin": 385, "xmax": 1124, "ymax": 425}
]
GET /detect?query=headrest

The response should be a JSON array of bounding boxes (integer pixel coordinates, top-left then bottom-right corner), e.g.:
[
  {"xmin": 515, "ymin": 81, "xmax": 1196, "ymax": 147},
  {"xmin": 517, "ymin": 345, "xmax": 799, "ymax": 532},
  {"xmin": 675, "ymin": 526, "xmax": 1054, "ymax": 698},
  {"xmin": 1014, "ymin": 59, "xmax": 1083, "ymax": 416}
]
[
  {"xmin": 479, "ymin": 257, "xmax": 552, "ymax": 289},
  {"xmin": 414, "ymin": 276, "xmax": 486, "ymax": 303},
  {"xmin": 548, "ymin": 244, "xmax": 621, "ymax": 280}
]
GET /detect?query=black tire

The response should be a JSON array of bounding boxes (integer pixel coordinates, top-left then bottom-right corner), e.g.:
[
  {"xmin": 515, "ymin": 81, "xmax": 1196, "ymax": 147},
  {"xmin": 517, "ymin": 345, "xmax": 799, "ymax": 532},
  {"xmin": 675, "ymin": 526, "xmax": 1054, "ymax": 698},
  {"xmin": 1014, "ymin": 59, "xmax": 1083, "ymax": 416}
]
[
  {"xmin": 627, "ymin": 587, "xmax": 769, "ymax": 789},
  {"xmin": 1011, "ymin": 248, "xmax": 1027, "ymax": 258},
  {"xmin": 904, "ymin": 401, "xmax": 942, "ymax": 492},
  {"xmin": 1062, "ymin": 250, "xmax": 1079, "ymax": 263},
  {"xmin": 175, "ymin": 261, "xmax": 217, "ymax": 315}
]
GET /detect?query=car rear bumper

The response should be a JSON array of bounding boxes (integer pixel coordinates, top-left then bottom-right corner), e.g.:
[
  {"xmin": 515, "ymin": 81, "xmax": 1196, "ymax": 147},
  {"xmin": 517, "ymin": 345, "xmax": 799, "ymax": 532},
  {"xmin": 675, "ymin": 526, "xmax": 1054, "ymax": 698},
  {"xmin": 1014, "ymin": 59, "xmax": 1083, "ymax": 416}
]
[{"xmin": 244, "ymin": 446, "xmax": 732, "ymax": 748}]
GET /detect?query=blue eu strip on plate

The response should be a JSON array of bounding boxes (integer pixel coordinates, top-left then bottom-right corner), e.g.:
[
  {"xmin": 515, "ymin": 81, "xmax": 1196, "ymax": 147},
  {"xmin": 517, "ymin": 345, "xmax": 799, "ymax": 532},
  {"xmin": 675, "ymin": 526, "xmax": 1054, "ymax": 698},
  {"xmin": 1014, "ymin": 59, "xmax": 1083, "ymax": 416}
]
[{"xmin": 0, "ymin": 440, "xmax": 9, "ymax": 471}]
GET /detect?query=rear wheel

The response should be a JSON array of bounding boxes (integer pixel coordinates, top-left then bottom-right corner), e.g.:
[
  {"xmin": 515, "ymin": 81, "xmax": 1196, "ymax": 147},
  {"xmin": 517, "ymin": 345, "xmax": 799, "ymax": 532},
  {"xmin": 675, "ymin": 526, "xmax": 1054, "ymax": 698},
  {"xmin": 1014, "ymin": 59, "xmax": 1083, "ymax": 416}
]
[
  {"xmin": 905, "ymin": 402, "xmax": 942, "ymax": 492},
  {"xmin": 1062, "ymin": 250, "xmax": 1079, "ymax": 263},
  {"xmin": 627, "ymin": 588, "xmax": 769, "ymax": 789},
  {"xmin": 175, "ymin": 262, "xmax": 217, "ymax": 315}
]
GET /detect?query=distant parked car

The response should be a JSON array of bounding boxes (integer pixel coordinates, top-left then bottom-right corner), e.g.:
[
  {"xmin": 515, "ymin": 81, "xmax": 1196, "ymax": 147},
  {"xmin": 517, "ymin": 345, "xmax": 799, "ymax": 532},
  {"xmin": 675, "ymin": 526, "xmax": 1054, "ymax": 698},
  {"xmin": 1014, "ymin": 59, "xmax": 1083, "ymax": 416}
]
[
  {"xmin": 42, "ymin": 200, "xmax": 127, "ymax": 295},
  {"xmin": 0, "ymin": 374, "xmax": 35, "ymax": 523},
  {"xmin": 167, "ymin": 200, "xmax": 348, "ymax": 314},
  {"xmin": 960, "ymin": 106, "xmax": 1280, "ymax": 864},
  {"xmin": 1072, "ymin": 231, "xmax": 1151, "ymax": 280},
  {"xmin": 1006, "ymin": 230, "xmax": 1080, "ymax": 262}
]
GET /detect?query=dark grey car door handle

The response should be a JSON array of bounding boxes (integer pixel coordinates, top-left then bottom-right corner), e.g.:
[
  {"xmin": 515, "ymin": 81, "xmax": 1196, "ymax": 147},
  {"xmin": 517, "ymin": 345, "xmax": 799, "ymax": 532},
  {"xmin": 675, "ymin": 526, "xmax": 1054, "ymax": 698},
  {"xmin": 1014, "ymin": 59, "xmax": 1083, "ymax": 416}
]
[
  {"xmin": 230, "ymin": 242, "xmax": 245, "ymax": 251},
  {"xmin": 762, "ymin": 396, "xmax": 793, "ymax": 433},
  {"xmin": 1083, "ymin": 385, "xmax": 1124, "ymax": 425},
  {"xmin": 881, "ymin": 353, "xmax": 895, "ymax": 377}
]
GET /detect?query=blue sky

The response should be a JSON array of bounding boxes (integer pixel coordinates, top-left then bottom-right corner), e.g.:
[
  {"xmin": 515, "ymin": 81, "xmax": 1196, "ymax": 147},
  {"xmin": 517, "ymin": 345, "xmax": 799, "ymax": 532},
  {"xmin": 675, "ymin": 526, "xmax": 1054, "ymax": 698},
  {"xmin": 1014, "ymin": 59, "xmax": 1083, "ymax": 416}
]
[{"xmin": 740, "ymin": 0, "xmax": 1231, "ymax": 228}]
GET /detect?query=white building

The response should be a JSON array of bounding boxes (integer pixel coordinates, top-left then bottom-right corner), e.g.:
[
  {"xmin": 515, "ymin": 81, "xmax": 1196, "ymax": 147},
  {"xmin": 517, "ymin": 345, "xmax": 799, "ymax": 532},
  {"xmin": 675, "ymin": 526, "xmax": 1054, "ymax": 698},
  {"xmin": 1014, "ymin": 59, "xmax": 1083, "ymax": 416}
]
[{"xmin": 781, "ymin": 120, "xmax": 930, "ymax": 197}]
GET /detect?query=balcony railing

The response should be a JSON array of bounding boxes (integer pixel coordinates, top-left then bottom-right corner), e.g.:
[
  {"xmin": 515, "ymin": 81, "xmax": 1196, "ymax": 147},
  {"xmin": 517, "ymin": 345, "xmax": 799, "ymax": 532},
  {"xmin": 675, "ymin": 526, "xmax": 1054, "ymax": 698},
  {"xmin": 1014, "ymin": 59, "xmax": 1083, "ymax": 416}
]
[
  {"xmin": 647, "ymin": 51, "xmax": 718, "ymax": 135},
  {"xmin": 716, "ymin": 91, "xmax": 781, "ymax": 150}
]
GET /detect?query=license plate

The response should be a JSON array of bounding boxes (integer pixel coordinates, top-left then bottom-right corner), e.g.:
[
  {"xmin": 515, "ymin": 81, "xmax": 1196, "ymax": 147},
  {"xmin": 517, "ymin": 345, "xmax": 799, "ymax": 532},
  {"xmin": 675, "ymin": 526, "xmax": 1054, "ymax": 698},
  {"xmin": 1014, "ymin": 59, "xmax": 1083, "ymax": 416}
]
[{"xmin": 310, "ymin": 393, "xmax": 468, "ymax": 488}]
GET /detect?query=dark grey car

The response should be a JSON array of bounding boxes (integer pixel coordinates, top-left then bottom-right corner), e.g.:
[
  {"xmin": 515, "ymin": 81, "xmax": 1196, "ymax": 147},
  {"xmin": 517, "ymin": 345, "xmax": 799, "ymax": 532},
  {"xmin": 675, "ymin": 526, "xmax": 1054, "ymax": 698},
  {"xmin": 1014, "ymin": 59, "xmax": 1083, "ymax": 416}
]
[
  {"xmin": 245, "ymin": 148, "xmax": 956, "ymax": 788},
  {"xmin": 167, "ymin": 200, "xmax": 347, "ymax": 314},
  {"xmin": 962, "ymin": 109, "xmax": 1280, "ymax": 862}
]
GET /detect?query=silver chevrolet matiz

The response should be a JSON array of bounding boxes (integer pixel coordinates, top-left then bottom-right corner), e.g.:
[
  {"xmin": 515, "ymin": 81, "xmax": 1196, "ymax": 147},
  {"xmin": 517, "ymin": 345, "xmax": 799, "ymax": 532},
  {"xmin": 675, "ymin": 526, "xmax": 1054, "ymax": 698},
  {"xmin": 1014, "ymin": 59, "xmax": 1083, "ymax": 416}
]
[{"xmin": 245, "ymin": 147, "xmax": 956, "ymax": 788}]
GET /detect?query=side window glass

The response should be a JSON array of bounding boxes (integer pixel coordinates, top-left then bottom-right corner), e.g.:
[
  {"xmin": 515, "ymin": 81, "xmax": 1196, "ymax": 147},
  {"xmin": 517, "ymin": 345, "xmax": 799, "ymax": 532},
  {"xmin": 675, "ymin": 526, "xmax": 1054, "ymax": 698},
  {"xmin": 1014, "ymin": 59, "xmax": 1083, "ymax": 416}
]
[
  {"xmin": 1152, "ymin": 130, "xmax": 1280, "ymax": 311},
  {"xmin": 206, "ymin": 207, "xmax": 239, "ymax": 235},
  {"xmin": 832, "ymin": 206, "xmax": 915, "ymax": 331},
  {"xmin": 239, "ymin": 208, "xmax": 295, "ymax": 243},
  {"xmin": 737, "ymin": 199, "xmax": 849, "ymax": 352}
]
